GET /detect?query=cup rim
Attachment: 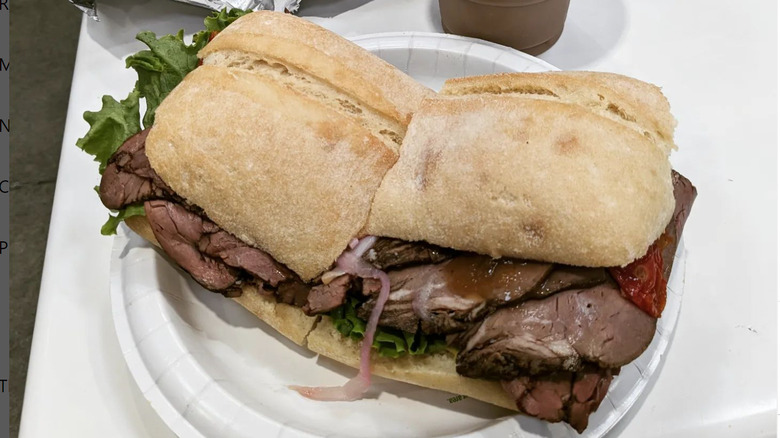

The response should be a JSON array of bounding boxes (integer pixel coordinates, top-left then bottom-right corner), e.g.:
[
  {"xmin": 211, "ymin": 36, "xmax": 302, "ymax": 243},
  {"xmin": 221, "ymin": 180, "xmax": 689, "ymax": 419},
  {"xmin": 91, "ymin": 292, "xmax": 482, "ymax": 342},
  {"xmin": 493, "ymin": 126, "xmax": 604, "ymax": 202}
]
[{"xmin": 442, "ymin": 0, "xmax": 556, "ymax": 7}]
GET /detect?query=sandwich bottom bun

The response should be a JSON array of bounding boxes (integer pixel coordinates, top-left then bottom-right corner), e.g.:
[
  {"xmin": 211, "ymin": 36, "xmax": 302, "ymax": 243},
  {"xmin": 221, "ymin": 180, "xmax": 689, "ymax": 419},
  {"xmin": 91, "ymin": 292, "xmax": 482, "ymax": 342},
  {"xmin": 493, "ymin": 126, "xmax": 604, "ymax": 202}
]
[
  {"xmin": 306, "ymin": 318, "xmax": 516, "ymax": 410},
  {"xmin": 123, "ymin": 216, "xmax": 518, "ymax": 411}
]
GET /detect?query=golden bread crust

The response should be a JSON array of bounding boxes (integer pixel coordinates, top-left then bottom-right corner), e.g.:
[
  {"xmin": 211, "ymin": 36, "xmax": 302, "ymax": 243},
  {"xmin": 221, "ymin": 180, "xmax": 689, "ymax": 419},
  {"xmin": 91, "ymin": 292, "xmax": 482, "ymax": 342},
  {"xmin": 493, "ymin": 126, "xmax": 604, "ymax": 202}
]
[
  {"xmin": 366, "ymin": 94, "xmax": 675, "ymax": 267},
  {"xmin": 442, "ymin": 71, "xmax": 676, "ymax": 155},
  {"xmin": 201, "ymin": 11, "xmax": 433, "ymax": 127}
]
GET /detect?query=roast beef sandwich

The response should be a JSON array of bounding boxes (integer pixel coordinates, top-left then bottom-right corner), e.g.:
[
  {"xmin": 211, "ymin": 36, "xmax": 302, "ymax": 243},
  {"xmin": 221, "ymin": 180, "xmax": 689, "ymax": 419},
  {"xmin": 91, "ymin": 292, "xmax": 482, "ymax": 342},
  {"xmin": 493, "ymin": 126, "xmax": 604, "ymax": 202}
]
[{"xmin": 82, "ymin": 10, "xmax": 696, "ymax": 433}]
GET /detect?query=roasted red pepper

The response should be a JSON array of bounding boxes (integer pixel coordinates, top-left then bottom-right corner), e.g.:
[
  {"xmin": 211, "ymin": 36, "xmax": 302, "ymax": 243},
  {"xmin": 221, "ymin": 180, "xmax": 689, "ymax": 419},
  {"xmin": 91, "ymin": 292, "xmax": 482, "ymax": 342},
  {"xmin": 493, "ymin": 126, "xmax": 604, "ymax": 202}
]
[{"xmin": 609, "ymin": 241, "xmax": 667, "ymax": 318}]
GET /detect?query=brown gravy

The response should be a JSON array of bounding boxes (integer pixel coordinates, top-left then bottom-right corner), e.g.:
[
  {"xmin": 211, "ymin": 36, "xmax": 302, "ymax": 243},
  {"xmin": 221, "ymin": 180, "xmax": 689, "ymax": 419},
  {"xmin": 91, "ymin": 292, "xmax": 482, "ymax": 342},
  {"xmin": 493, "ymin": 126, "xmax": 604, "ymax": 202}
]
[{"xmin": 442, "ymin": 255, "xmax": 552, "ymax": 303}]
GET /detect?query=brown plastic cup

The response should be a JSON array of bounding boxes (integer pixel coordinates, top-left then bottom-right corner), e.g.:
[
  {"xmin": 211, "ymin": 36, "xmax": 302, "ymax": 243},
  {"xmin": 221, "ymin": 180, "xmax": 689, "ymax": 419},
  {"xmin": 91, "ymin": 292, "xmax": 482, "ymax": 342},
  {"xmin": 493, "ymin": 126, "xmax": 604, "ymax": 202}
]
[{"xmin": 439, "ymin": 0, "xmax": 570, "ymax": 56}]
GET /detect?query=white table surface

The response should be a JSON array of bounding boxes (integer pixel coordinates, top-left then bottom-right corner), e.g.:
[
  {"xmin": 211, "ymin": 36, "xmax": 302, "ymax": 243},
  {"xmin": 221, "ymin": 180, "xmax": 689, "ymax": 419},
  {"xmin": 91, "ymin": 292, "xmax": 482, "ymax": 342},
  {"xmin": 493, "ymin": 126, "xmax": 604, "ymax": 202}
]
[{"xmin": 18, "ymin": 0, "xmax": 777, "ymax": 436}]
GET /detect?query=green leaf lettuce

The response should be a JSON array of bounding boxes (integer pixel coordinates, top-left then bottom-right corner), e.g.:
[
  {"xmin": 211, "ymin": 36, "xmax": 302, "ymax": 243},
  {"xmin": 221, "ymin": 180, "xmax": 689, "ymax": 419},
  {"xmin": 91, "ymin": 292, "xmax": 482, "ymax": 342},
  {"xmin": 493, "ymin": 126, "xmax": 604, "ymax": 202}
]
[
  {"xmin": 76, "ymin": 90, "xmax": 141, "ymax": 174},
  {"xmin": 125, "ymin": 30, "xmax": 207, "ymax": 127},
  {"xmin": 125, "ymin": 8, "xmax": 253, "ymax": 127},
  {"xmin": 100, "ymin": 203, "xmax": 146, "ymax": 236},
  {"xmin": 204, "ymin": 8, "xmax": 253, "ymax": 32},
  {"xmin": 329, "ymin": 298, "xmax": 449, "ymax": 358}
]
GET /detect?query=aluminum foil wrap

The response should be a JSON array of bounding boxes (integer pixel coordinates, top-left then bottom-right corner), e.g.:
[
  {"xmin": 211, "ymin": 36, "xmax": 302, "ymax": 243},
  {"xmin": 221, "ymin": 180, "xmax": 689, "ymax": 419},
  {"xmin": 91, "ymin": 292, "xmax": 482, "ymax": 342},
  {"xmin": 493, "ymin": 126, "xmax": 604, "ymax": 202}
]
[
  {"xmin": 68, "ymin": 0, "xmax": 300, "ymax": 20},
  {"xmin": 69, "ymin": 0, "xmax": 98, "ymax": 19}
]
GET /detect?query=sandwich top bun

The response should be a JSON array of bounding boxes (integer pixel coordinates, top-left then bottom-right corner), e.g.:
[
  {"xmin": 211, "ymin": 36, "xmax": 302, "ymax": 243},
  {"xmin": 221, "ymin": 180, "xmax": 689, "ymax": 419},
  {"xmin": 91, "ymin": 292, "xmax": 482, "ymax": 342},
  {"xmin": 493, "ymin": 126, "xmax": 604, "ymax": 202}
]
[
  {"xmin": 200, "ymin": 11, "xmax": 434, "ymax": 152},
  {"xmin": 145, "ymin": 12, "xmax": 677, "ymax": 276},
  {"xmin": 146, "ymin": 12, "xmax": 433, "ymax": 281},
  {"xmin": 367, "ymin": 73, "xmax": 676, "ymax": 267}
]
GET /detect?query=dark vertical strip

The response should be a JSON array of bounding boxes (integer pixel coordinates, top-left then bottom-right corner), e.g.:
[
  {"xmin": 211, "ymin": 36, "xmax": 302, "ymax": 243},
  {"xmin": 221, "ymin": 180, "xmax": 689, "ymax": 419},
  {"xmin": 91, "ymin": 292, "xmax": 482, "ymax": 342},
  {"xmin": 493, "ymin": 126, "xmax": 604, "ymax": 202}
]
[{"xmin": 1, "ymin": 0, "xmax": 9, "ymax": 432}]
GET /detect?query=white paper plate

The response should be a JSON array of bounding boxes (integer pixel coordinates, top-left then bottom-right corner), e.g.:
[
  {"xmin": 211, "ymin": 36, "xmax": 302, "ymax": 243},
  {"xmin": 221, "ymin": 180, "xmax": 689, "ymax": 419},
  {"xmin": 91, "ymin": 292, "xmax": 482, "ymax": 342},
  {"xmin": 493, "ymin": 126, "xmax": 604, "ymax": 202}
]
[{"xmin": 109, "ymin": 33, "xmax": 686, "ymax": 438}]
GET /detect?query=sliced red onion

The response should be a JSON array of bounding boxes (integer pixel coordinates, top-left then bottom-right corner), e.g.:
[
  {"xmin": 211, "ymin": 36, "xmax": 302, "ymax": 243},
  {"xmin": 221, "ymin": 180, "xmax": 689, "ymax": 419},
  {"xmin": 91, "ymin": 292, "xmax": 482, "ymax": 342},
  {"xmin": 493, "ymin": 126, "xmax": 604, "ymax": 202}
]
[
  {"xmin": 289, "ymin": 375, "xmax": 368, "ymax": 401},
  {"xmin": 291, "ymin": 236, "xmax": 390, "ymax": 402},
  {"xmin": 319, "ymin": 236, "xmax": 378, "ymax": 284},
  {"xmin": 351, "ymin": 235, "xmax": 378, "ymax": 258}
]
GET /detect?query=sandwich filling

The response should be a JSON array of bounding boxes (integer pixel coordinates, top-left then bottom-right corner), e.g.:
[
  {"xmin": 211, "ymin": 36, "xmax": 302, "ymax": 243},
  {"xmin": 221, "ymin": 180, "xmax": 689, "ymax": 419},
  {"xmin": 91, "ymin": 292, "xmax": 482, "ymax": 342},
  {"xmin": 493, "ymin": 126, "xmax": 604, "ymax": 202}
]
[{"xmin": 99, "ymin": 128, "xmax": 697, "ymax": 432}]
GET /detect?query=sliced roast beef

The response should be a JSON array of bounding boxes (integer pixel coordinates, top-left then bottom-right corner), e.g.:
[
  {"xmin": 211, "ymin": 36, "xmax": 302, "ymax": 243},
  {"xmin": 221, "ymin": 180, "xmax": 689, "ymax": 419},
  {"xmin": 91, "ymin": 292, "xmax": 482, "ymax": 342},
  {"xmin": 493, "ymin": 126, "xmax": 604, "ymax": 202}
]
[
  {"xmin": 502, "ymin": 366, "xmax": 617, "ymax": 433},
  {"xmin": 100, "ymin": 129, "xmax": 179, "ymax": 210},
  {"xmin": 567, "ymin": 368, "xmax": 615, "ymax": 432},
  {"xmin": 359, "ymin": 274, "xmax": 426, "ymax": 333},
  {"xmin": 456, "ymin": 280, "xmax": 656, "ymax": 379},
  {"xmin": 503, "ymin": 374, "xmax": 570, "ymax": 425},
  {"xmin": 277, "ymin": 280, "xmax": 311, "ymax": 307},
  {"xmin": 532, "ymin": 267, "xmax": 608, "ymax": 299},
  {"xmin": 364, "ymin": 238, "xmax": 453, "ymax": 270},
  {"xmin": 662, "ymin": 171, "xmax": 697, "ymax": 280},
  {"xmin": 359, "ymin": 257, "xmax": 554, "ymax": 334},
  {"xmin": 197, "ymin": 229, "xmax": 292, "ymax": 287},
  {"xmin": 359, "ymin": 265, "xmax": 480, "ymax": 334},
  {"xmin": 145, "ymin": 200, "xmax": 241, "ymax": 292},
  {"xmin": 441, "ymin": 256, "xmax": 553, "ymax": 305},
  {"xmin": 303, "ymin": 275, "xmax": 353, "ymax": 315},
  {"xmin": 145, "ymin": 199, "xmax": 302, "ymax": 297}
]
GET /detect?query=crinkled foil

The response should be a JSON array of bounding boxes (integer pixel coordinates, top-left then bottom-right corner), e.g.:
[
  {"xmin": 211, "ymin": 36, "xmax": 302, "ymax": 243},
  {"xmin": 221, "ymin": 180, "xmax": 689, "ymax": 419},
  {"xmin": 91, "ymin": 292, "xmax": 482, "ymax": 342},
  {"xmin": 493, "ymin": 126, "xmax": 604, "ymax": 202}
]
[
  {"xmin": 68, "ymin": 0, "xmax": 98, "ymax": 19},
  {"xmin": 69, "ymin": 0, "xmax": 300, "ymax": 20}
]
